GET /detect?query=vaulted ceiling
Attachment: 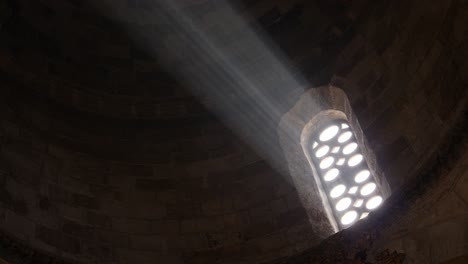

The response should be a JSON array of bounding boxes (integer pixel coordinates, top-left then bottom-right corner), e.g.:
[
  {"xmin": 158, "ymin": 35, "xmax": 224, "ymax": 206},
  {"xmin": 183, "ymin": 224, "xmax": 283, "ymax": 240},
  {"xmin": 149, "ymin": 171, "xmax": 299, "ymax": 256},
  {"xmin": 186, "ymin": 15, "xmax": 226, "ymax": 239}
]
[{"xmin": 0, "ymin": 0, "xmax": 467, "ymax": 263}]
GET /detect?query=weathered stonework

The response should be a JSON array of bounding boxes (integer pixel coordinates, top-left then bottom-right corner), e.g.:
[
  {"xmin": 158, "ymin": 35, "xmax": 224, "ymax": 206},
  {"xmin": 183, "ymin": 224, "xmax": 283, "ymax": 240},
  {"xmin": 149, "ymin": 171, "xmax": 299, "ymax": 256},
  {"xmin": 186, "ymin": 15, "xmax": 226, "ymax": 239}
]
[
  {"xmin": 0, "ymin": 0, "xmax": 467, "ymax": 263},
  {"xmin": 278, "ymin": 85, "xmax": 390, "ymax": 232},
  {"xmin": 268, "ymin": 107, "xmax": 468, "ymax": 264}
]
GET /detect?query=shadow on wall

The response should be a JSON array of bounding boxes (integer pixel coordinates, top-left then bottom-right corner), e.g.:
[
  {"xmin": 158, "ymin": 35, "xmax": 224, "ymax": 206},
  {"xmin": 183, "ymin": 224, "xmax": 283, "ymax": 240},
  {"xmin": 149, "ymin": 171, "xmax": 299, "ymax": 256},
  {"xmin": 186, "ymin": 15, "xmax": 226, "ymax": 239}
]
[
  {"xmin": 90, "ymin": 0, "xmax": 309, "ymax": 173},
  {"xmin": 270, "ymin": 107, "xmax": 468, "ymax": 264}
]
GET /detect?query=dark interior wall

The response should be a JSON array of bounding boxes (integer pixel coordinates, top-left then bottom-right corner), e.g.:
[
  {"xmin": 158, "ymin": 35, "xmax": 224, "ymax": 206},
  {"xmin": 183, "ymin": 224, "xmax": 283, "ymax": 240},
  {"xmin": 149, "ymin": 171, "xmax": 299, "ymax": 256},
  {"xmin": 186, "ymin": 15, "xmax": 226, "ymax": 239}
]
[
  {"xmin": 329, "ymin": 0, "xmax": 468, "ymax": 189},
  {"xmin": 0, "ymin": 0, "xmax": 466, "ymax": 264},
  {"xmin": 0, "ymin": 1, "xmax": 324, "ymax": 263},
  {"xmin": 270, "ymin": 0, "xmax": 468, "ymax": 262},
  {"xmin": 0, "ymin": 40, "xmax": 316, "ymax": 264},
  {"xmin": 269, "ymin": 110, "xmax": 468, "ymax": 264},
  {"xmin": 258, "ymin": 0, "xmax": 468, "ymax": 190},
  {"xmin": 0, "ymin": 53, "xmax": 316, "ymax": 263}
]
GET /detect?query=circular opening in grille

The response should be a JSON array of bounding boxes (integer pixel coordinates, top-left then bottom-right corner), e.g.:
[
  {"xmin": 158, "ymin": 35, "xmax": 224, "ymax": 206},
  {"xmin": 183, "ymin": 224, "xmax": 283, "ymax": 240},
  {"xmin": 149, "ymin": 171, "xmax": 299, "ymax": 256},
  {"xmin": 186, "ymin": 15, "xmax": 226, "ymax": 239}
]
[
  {"xmin": 343, "ymin": 142, "xmax": 358, "ymax": 155},
  {"xmin": 338, "ymin": 131, "xmax": 352, "ymax": 143},
  {"xmin": 315, "ymin": 145, "xmax": 330, "ymax": 158},
  {"xmin": 355, "ymin": 170, "xmax": 370, "ymax": 183},
  {"xmin": 336, "ymin": 197, "xmax": 352, "ymax": 211},
  {"xmin": 360, "ymin": 182, "xmax": 377, "ymax": 196},
  {"xmin": 348, "ymin": 154, "xmax": 363, "ymax": 167},
  {"xmin": 320, "ymin": 156, "xmax": 335, "ymax": 169},
  {"xmin": 341, "ymin": 211, "xmax": 358, "ymax": 225},
  {"xmin": 323, "ymin": 168, "xmax": 339, "ymax": 181},
  {"xmin": 366, "ymin": 196, "xmax": 383, "ymax": 210},
  {"xmin": 330, "ymin": 184, "xmax": 346, "ymax": 198},
  {"xmin": 319, "ymin": 126, "xmax": 340, "ymax": 141}
]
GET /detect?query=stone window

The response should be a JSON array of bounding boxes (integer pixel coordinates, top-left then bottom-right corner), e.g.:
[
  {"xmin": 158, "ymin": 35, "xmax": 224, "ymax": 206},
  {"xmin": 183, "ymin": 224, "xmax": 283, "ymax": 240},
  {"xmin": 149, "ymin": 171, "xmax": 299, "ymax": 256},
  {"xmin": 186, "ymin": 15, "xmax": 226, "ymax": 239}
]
[
  {"xmin": 307, "ymin": 119, "xmax": 384, "ymax": 229},
  {"xmin": 278, "ymin": 85, "xmax": 390, "ymax": 233}
]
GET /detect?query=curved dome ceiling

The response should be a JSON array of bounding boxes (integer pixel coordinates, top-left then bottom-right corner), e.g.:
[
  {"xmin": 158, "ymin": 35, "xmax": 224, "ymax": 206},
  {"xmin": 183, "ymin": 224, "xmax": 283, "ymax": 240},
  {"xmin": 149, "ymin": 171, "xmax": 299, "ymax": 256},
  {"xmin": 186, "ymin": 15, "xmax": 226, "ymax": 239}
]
[{"xmin": 0, "ymin": 0, "xmax": 467, "ymax": 263}]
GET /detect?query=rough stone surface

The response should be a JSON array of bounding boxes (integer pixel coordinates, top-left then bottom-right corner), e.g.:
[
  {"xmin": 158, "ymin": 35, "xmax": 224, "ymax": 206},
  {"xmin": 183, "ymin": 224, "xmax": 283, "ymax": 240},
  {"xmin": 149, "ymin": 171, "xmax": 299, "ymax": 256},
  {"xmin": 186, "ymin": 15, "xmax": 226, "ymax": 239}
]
[
  {"xmin": 0, "ymin": 0, "xmax": 466, "ymax": 263},
  {"xmin": 268, "ymin": 108, "xmax": 468, "ymax": 263}
]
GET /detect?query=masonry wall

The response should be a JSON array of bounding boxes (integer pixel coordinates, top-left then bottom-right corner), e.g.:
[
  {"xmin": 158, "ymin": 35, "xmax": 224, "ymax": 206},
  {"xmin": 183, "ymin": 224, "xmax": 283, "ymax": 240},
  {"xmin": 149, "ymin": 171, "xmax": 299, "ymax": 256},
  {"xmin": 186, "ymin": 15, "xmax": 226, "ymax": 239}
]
[
  {"xmin": 0, "ymin": 1, "xmax": 322, "ymax": 262},
  {"xmin": 269, "ymin": 109, "xmax": 468, "ymax": 264},
  {"xmin": 0, "ymin": 84, "xmax": 319, "ymax": 264},
  {"xmin": 0, "ymin": 0, "xmax": 467, "ymax": 263},
  {"xmin": 328, "ymin": 0, "xmax": 468, "ymax": 190},
  {"xmin": 258, "ymin": 0, "xmax": 468, "ymax": 190}
]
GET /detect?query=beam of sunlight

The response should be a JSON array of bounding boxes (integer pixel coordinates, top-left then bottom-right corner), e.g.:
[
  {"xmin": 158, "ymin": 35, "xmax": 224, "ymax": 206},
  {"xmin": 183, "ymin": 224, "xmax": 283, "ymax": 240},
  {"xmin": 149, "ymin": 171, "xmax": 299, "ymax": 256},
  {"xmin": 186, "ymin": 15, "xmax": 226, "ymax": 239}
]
[{"xmin": 94, "ymin": 0, "xmax": 319, "ymax": 172}]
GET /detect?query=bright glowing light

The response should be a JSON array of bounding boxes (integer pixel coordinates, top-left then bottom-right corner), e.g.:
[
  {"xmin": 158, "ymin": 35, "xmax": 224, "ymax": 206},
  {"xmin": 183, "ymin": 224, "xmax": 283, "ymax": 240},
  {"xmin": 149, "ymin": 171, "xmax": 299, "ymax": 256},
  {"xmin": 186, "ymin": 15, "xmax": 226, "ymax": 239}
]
[
  {"xmin": 343, "ymin": 142, "xmax": 357, "ymax": 155},
  {"xmin": 309, "ymin": 120, "xmax": 386, "ymax": 229},
  {"xmin": 330, "ymin": 184, "xmax": 346, "ymax": 198},
  {"xmin": 348, "ymin": 154, "xmax": 363, "ymax": 167},
  {"xmin": 323, "ymin": 168, "xmax": 339, "ymax": 181},
  {"xmin": 353, "ymin": 199, "xmax": 364, "ymax": 207},
  {"xmin": 341, "ymin": 211, "xmax": 358, "ymax": 225},
  {"xmin": 109, "ymin": 0, "xmax": 311, "ymax": 200},
  {"xmin": 366, "ymin": 196, "xmax": 383, "ymax": 210},
  {"xmin": 336, "ymin": 197, "xmax": 352, "ymax": 211},
  {"xmin": 315, "ymin": 145, "xmax": 330, "ymax": 158},
  {"xmin": 348, "ymin": 186, "xmax": 358, "ymax": 194},
  {"xmin": 319, "ymin": 126, "xmax": 339, "ymax": 141},
  {"xmin": 360, "ymin": 182, "xmax": 376, "ymax": 196},
  {"xmin": 355, "ymin": 170, "xmax": 370, "ymax": 183},
  {"xmin": 338, "ymin": 131, "xmax": 352, "ymax": 143},
  {"xmin": 320, "ymin": 156, "xmax": 334, "ymax": 169},
  {"xmin": 336, "ymin": 158, "xmax": 345, "ymax": 166}
]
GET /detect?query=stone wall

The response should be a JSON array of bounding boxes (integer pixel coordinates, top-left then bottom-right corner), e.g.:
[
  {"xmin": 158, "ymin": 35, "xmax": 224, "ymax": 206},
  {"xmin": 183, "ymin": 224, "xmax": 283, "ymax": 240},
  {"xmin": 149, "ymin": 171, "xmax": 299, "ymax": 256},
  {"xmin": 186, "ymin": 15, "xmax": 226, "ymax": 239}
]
[
  {"xmin": 0, "ymin": 0, "xmax": 467, "ymax": 263},
  {"xmin": 0, "ymin": 82, "xmax": 318, "ymax": 264},
  {"xmin": 268, "ymin": 108, "xmax": 468, "ymax": 264},
  {"xmin": 328, "ymin": 0, "xmax": 468, "ymax": 190},
  {"xmin": 0, "ymin": 1, "xmax": 328, "ymax": 263}
]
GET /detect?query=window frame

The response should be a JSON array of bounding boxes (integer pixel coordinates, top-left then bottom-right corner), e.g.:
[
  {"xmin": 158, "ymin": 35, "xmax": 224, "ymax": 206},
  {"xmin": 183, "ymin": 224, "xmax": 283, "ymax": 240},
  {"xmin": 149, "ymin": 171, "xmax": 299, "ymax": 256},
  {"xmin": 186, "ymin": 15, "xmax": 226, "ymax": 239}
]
[
  {"xmin": 278, "ymin": 85, "xmax": 391, "ymax": 233},
  {"xmin": 304, "ymin": 117, "xmax": 385, "ymax": 229}
]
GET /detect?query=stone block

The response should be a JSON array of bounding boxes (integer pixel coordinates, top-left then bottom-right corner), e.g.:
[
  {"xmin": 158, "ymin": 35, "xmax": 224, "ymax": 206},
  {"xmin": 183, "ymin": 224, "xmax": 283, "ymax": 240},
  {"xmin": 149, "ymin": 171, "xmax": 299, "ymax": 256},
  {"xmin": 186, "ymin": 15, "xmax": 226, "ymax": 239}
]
[
  {"xmin": 197, "ymin": 217, "xmax": 224, "ymax": 232},
  {"xmin": 166, "ymin": 201, "xmax": 200, "ymax": 218},
  {"xmin": 94, "ymin": 229, "xmax": 130, "ymax": 248},
  {"xmin": 82, "ymin": 243, "xmax": 114, "ymax": 261},
  {"xmin": 42, "ymin": 154, "xmax": 62, "ymax": 182},
  {"xmin": 3, "ymin": 209, "xmax": 35, "ymax": 242},
  {"xmin": 135, "ymin": 178, "xmax": 174, "ymax": 191},
  {"xmin": 244, "ymin": 219, "xmax": 277, "ymax": 240},
  {"xmin": 36, "ymin": 225, "xmax": 81, "ymax": 254},
  {"xmin": 112, "ymin": 217, "xmax": 151, "ymax": 234},
  {"xmin": 130, "ymin": 202, "xmax": 166, "ymax": 220},
  {"xmin": 284, "ymin": 192, "xmax": 302, "ymax": 210},
  {"xmin": 276, "ymin": 207, "xmax": 308, "ymax": 228},
  {"xmin": 116, "ymin": 248, "xmax": 160, "ymax": 264},
  {"xmin": 151, "ymin": 219, "xmax": 180, "ymax": 234},
  {"xmin": 57, "ymin": 204, "xmax": 85, "ymax": 222},
  {"xmin": 131, "ymin": 235, "xmax": 166, "ymax": 251},
  {"xmin": 455, "ymin": 165, "xmax": 468, "ymax": 206},
  {"xmin": 71, "ymin": 193, "xmax": 98, "ymax": 210},
  {"xmin": 270, "ymin": 198, "xmax": 288, "ymax": 214},
  {"xmin": 181, "ymin": 219, "xmax": 198, "ymax": 233},
  {"xmin": 249, "ymin": 203, "xmax": 274, "ymax": 222},
  {"xmin": 201, "ymin": 199, "xmax": 223, "ymax": 215},
  {"xmin": 86, "ymin": 211, "xmax": 112, "ymax": 229},
  {"xmin": 62, "ymin": 218, "xmax": 95, "ymax": 240},
  {"xmin": 178, "ymin": 234, "xmax": 208, "ymax": 250}
]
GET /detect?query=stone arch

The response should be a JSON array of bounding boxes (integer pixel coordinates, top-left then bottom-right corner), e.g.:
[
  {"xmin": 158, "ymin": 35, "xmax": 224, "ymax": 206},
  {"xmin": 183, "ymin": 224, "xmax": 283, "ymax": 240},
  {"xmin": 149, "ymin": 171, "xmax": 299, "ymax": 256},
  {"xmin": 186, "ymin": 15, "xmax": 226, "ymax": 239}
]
[{"xmin": 278, "ymin": 85, "xmax": 390, "ymax": 232}]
